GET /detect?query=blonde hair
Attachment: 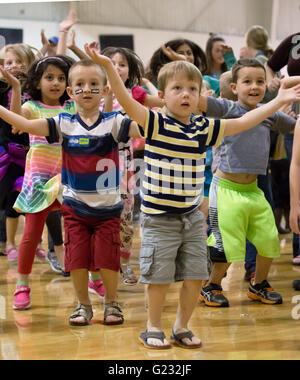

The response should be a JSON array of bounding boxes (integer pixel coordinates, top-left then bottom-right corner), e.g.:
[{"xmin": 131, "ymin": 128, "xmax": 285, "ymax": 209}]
[
  {"xmin": 157, "ymin": 60, "xmax": 202, "ymax": 92},
  {"xmin": 0, "ymin": 43, "xmax": 37, "ymax": 69},
  {"xmin": 246, "ymin": 25, "xmax": 273, "ymax": 58},
  {"xmin": 219, "ymin": 71, "xmax": 237, "ymax": 101},
  {"xmin": 68, "ymin": 59, "xmax": 107, "ymax": 86}
]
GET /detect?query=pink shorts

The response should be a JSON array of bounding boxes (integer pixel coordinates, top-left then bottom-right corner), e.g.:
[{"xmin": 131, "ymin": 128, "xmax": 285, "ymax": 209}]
[{"xmin": 62, "ymin": 204, "xmax": 121, "ymax": 273}]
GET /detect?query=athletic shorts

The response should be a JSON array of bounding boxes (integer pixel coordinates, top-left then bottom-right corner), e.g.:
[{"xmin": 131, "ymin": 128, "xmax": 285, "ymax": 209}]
[
  {"xmin": 62, "ymin": 204, "xmax": 121, "ymax": 272},
  {"xmin": 207, "ymin": 176, "xmax": 280, "ymax": 263},
  {"xmin": 139, "ymin": 208, "xmax": 209, "ymax": 284}
]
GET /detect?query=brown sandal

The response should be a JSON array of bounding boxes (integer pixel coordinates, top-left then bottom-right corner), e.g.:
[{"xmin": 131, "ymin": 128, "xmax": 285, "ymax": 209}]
[
  {"xmin": 69, "ymin": 302, "xmax": 93, "ymax": 326},
  {"xmin": 103, "ymin": 301, "xmax": 124, "ymax": 325}
]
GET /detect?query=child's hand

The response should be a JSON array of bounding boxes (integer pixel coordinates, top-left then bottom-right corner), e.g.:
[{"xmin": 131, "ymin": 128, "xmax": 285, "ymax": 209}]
[
  {"xmin": 0, "ymin": 66, "xmax": 20, "ymax": 88},
  {"xmin": 67, "ymin": 29, "xmax": 76, "ymax": 50},
  {"xmin": 84, "ymin": 43, "xmax": 110, "ymax": 66},
  {"xmin": 202, "ymin": 89, "xmax": 215, "ymax": 97},
  {"xmin": 59, "ymin": 9, "xmax": 77, "ymax": 32},
  {"xmin": 277, "ymin": 81, "xmax": 300, "ymax": 105},
  {"xmin": 40, "ymin": 29, "xmax": 49, "ymax": 50},
  {"xmin": 221, "ymin": 43, "xmax": 233, "ymax": 54},
  {"xmin": 268, "ymin": 76, "xmax": 284, "ymax": 93},
  {"xmin": 88, "ymin": 41, "xmax": 100, "ymax": 54},
  {"xmin": 161, "ymin": 45, "xmax": 187, "ymax": 62}
]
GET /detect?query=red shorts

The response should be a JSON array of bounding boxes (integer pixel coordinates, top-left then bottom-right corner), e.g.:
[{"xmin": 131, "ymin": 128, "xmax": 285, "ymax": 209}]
[{"xmin": 62, "ymin": 204, "xmax": 121, "ymax": 272}]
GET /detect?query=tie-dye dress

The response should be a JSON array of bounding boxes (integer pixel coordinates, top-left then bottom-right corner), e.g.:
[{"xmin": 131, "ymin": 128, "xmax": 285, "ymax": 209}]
[{"xmin": 14, "ymin": 100, "xmax": 77, "ymax": 213}]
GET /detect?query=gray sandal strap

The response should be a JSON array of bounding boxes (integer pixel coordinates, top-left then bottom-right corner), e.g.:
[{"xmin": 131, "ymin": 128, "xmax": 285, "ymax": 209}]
[
  {"xmin": 69, "ymin": 303, "xmax": 93, "ymax": 326},
  {"xmin": 104, "ymin": 301, "xmax": 124, "ymax": 325},
  {"xmin": 171, "ymin": 329, "xmax": 194, "ymax": 341}
]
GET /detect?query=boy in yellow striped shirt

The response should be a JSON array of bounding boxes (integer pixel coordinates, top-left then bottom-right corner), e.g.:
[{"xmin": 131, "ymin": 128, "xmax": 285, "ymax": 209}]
[{"xmin": 85, "ymin": 44, "xmax": 300, "ymax": 350}]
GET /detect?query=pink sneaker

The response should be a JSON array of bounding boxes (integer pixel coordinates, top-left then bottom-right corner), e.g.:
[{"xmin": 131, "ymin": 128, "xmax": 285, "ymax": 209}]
[
  {"xmin": 13, "ymin": 285, "xmax": 31, "ymax": 310},
  {"xmin": 5, "ymin": 246, "xmax": 18, "ymax": 261},
  {"xmin": 292, "ymin": 255, "xmax": 300, "ymax": 266},
  {"xmin": 35, "ymin": 247, "xmax": 47, "ymax": 260},
  {"xmin": 88, "ymin": 279, "xmax": 105, "ymax": 299}
]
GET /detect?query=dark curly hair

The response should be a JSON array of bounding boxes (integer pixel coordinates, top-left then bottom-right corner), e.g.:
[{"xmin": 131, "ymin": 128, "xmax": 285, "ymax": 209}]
[
  {"xmin": 145, "ymin": 38, "xmax": 207, "ymax": 85},
  {"xmin": 24, "ymin": 55, "xmax": 75, "ymax": 105},
  {"xmin": 101, "ymin": 46, "xmax": 145, "ymax": 88}
]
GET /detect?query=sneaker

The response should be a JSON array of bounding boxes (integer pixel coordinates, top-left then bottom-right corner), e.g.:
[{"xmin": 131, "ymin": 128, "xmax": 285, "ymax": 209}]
[
  {"xmin": 13, "ymin": 285, "xmax": 31, "ymax": 310},
  {"xmin": 35, "ymin": 246, "xmax": 47, "ymax": 260},
  {"xmin": 200, "ymin": 283, "xmax": 229, "ymax": 307},
  {"xmin": 247, "ymin": 279, "xmax": 282, "ymax": 304},
  {"xmin": 88, "ymin": 279, "xmax": 105, "ymax": 299},
  {"xmin": 293, "ymin": 278, "xmax": 300, "ymax": 290},
  {"xmin": 292, "ymin": 255, "xmax": 300, "ymax": 266},
  {"xmin": 46, "ymin": 251, "xmax": 63, "ymax": 274},
  {"xmin": 5, "ymin": 246, "xmax": 18, "ymax": 261}
]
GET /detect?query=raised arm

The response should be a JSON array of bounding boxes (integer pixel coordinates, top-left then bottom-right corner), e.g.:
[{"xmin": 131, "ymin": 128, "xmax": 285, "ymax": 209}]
[
  {"xmin": 0, "ymin": 105, "xmax": 49, "ymax": 136},
  {"xmin": 84, "ymin": 43, "xmax": 147, "ymax": 128},
  {"xmin": 223, "ymin": 82, "xmax": 300, "ymax": 136},
  {"xmin": 0, "ymin": 66, "xmax": 32, "ymax": 126},
  {"xmin": 67, "ymin": 30, "xmax": 90, "ymax": 60},
  {"xmin": 281, "ymin": 76, "xmax": 300, "ymax": 89},
  {"xmin": 0, "ymin": 66, "xmax": 22, "ymax": 116},
  {"xmin": 56, "ymin": 10, "xmax": 78, "ymax": 56}
]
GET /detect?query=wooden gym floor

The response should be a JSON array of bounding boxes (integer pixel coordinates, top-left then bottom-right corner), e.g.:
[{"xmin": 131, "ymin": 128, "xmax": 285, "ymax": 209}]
[{"xmin": 0, "ymin": 216, "xmax": 300, "ymax": 360}]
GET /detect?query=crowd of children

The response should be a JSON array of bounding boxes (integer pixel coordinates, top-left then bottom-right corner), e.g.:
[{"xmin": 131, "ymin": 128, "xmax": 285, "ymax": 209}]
[{"xmin": 0, "ymin": 14, "xmax": 300, "ymax": 350}]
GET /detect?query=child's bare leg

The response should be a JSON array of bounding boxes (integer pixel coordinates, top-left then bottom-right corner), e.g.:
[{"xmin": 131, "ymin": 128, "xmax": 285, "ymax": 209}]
[
  {"xmin": 173, "ymin": 280, "xmax": 202, "ymax": 346},
  {"xmin": 254, "ymin": 255, "xmax": 273, "ymax": 284},
  {"xmin": 70, "ymin": 268, "xmax": 90, "ymax": 323},
  {"xmin": 209, "ymin": 262, "xmax": 231, "ymax": 285},
  {"xmin": 146, "ymin": 283, "xmax": 170, "ymax": 347},
  {"xmin": 100, "ymin": 268, "xmax": 121, "ymax": 323},
  {"xmin": 54, "ymin": 244, "xmax": 65, "ymax": 270},
  {"xmin": 6, "ymin": 217, "xmax": 18, "ymax": 248},
  {"xmin": 17, "ymin": 273, "xmax": 29, "ymax": 284}
]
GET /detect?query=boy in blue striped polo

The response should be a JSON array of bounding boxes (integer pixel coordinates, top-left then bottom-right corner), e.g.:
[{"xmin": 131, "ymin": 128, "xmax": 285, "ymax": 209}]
[
  {"xmin": 85, "ymin": 44, "xmax": 300, "ymax": 350},
  {"xmin": 0, "ymin": 59, "xmax": 140, "ymax": 327}
]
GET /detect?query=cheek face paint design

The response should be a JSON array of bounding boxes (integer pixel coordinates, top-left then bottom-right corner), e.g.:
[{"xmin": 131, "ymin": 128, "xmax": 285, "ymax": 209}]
[{"xmin": 74, "ymin": 89, "xmax": 100, "ymax": 94}]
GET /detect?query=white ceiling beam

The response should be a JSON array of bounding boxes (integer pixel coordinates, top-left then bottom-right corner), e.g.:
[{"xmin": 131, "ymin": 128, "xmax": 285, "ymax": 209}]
[
  {"xmin": 122, "ymin": 0, "xmax": 152, "ymax": 29},
  {"xmin": 183, "ymin": 0, "xmax": 216, "ymax": 32}
]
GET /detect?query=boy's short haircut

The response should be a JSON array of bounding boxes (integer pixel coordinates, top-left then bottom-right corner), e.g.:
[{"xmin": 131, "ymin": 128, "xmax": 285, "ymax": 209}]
[
  {"xmin": 69, "ymin": 59, "xmax": 107, "ymax": 86},
  {"xmin": 231, "ymin": 58, "xmax": 266, "ymax": 83},
  {"xmin": 157, "ymin": 60, "xmax": 202, "ymax": 92},
  {"xmin": 219, "ymin": 71, "xmax": 237, "ymax": 101}
]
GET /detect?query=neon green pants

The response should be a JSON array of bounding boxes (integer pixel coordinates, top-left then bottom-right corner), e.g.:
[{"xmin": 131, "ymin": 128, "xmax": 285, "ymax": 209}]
[{"xmin": 207, "ymin": 176, "xmax": 280, "ymax": 263}]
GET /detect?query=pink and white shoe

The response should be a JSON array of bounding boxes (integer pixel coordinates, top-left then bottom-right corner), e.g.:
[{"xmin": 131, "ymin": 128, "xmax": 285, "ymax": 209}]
[
  {"xmin": 13, "ymin": 285, "xmax": 31, "ymax": 310},
  {"xmin": 292, "ymin": 255, "xmax": 300, "ymax": 266},
  {"xmin": 35, "ymin": 246, "xmax": 47, "ymax": 260},
  {"xmin": 5, "ymin": 246, "xmax": 18, "ymax": 261},
  {"xmin": 88, "ymin": 279, "xmax": 105, "ymax": 299}
]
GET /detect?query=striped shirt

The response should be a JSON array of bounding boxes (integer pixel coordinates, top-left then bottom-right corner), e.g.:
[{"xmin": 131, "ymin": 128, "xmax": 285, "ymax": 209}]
[
  {"xmin": 47, "ymin": 111, "xmax": 128, "ymax": 219},
  {"xmin": 141, "ymin": 109, "xmax": 225, "ymax": 215}
]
